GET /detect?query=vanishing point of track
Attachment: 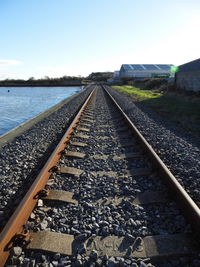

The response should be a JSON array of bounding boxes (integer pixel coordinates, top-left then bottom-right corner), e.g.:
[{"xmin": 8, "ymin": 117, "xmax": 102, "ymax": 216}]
[{"xmin": 0, "ymin": 85, "xmax": 199, "ymax": 266}]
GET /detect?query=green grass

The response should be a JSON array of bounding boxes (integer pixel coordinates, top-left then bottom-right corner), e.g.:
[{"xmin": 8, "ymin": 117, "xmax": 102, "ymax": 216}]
[
  {"xmin": 112, "ymin": 85, "xmax": 162, "ymax": 100},
  {"xmin": 112, "ymin": 85, "xmax": 200, "ymax": 135}
]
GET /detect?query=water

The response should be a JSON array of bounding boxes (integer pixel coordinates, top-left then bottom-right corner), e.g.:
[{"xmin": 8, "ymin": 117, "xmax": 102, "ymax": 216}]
[{"xmin": 0, "ymin": 86, "xmax": 82, "ymax": 135}]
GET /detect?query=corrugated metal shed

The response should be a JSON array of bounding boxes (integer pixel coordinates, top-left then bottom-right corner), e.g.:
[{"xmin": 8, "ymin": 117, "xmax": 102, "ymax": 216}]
[
  {"xmin": 121, "ymin": 64, "xmax": 172, "ymax": 71},
  {"xmin": 176, "ymin": 58, "xmax": 200, "ymax": 92},
  {"xmin": 178, "ymin": 58, "xmax": 200, "ymax": 72},
  {"xmin": 119, "ymin": 64, "xmax": 173, "ymax": 79}
]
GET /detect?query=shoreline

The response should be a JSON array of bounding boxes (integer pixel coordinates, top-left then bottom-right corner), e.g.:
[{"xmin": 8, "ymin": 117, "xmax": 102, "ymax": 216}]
[
  {"xmin": 0, "ymin": 86, "xmax": 92, "ymax": 233},
  {"xmin": 0, "ymin": 84, "xmax": 83, "ymax": 87},
  {"xmin": 0, "ymin": 90, "xmax": 82, "ymax": 148}
]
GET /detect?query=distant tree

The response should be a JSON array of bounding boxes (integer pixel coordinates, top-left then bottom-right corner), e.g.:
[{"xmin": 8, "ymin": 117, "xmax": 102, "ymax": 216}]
[
  {"xmin": 87, "ymin": 72, "xmax": 113, "ymax": 82},
  {"xmin": 0, "ymin": 75, "xmax": 84, "ymax": 86},
  {"xmin": 28, "ymin": 77, "xmax": 35, "ymax": 80}
]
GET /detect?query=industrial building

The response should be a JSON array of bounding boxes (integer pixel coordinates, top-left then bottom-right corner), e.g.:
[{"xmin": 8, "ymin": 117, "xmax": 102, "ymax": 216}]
[
  {"xmin": 107, "ymin": 71, "xmax": 120, "ymax": 83},
  {"xmin": 113, "ymin": 71, "xmax": 120, "ymax": 78},
  {"xmin": 175, "ymin": 58, "xmax": 200, "ymax": 92},
  {"xmin": 119, "ymin": 64, "xmax": 173, "ymax": 79}
]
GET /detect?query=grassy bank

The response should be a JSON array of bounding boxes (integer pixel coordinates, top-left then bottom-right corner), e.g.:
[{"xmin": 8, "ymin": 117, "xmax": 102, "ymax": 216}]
[
  {"xmin": 113, "ymin": 85, "xmax": 162, "ymax": 100},
  {"xmin": 112, "ymin": 85, "xmax": 200, "ymax": 135}
]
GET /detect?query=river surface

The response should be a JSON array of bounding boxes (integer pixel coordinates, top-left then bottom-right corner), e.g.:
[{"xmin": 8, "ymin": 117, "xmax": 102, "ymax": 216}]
[{"xmin": 0, "ymin": 86, "xmax": 82, "ymax": 135}]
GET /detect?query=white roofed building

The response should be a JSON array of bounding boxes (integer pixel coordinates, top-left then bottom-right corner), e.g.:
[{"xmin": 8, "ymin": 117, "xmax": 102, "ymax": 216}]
[{"xmin": 119, "ymin": 64, "xmax": 173, "ymax": 79}]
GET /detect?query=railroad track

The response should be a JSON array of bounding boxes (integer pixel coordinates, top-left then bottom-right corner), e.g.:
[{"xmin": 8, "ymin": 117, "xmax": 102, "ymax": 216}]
[{"xmin": 0, "ymin": 85, "xmax": 200, "ymax": 266}]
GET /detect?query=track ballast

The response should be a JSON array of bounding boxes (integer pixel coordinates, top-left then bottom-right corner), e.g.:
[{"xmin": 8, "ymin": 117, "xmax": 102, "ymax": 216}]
[{"xmin": 1, "ymin": 85, "xmax": 200, "ymax": 267}]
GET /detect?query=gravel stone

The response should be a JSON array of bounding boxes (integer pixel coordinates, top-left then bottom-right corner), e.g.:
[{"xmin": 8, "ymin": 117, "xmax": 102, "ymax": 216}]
[
  {"xmin": 12, "ymin": 246, "xmax": 22, "ymax": 256},
  {"xmin": 0, "ymin": 85, "xmax": 93, "ymax": 231},
  {"xmin": 107, "ymin": 256, "xmax": 118, "ymax": 267},
  {"xmin": 106, "ymin": 86, "xmax": 200, "ymax": 202},
  {"xmin": 5, "ymin": 86, "xmax": 200, "ymax": 267},
  {"xmin": 89, "ymin": 250, "xmax": 98, "ymax": 260}
]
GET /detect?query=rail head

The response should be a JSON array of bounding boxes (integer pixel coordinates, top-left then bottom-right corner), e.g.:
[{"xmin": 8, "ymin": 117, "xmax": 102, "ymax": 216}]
[
  {"xmin": 102, "ymin": 84, "xmax": 200, "ymax": 235},
  {"xmin": 0, "ymin": 86, "xmax": 97, "ymax": 267},
  {"xmin": 0, "ymin": 84, "xmax": 199, "ymax": 266}
]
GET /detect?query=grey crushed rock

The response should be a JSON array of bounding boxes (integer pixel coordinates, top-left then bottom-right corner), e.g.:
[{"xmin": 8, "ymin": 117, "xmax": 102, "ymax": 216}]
[
  {"xmin": 4, "ymin": 87, "xmax": 200, "ymax": 267},
  {"xmin": 106, "ymin": 86, "xmax": 200, "ymax": 202},
  {"xmin": 0, "ymin": 85, "xmax": 93, "ymax": 230}
]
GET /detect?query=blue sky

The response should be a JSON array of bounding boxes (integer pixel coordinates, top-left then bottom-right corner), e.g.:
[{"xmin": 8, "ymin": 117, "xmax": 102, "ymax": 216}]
[{"xmin": 0, "ymin": 0, "xmax": 199, "ymax": 79}]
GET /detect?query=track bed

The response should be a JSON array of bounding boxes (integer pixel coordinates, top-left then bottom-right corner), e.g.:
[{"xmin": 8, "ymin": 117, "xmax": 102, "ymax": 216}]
[{"xmin": 1, "ymin": 86, "xmax": 200, "ymax": 267}]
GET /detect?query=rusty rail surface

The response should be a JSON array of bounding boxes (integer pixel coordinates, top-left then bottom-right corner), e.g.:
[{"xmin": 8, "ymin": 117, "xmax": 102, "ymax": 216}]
[
  {"xmin": 0, "ymin": 87, "xmax": 96, "ymax": 266},
  {"xmin": 103, "ymin": 85, "xmax": 200, "ymax": 234},
  {"xmin": 0, "ymin": 84, "xmax": 199, "ymax": 265}
]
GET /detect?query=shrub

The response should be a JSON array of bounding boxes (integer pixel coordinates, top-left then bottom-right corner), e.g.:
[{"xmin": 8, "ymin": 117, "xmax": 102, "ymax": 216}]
[{"xmin": 143, "ymin": 78, "xmax": 167, "ymax": 90}]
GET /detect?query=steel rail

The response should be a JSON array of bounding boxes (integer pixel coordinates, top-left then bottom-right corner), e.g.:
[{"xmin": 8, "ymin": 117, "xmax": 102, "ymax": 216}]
[
  {"xmin": 103, "ymin": 85, "xmax": 200, "ymax": 234},
  {"xmin": 0, "ymin": 86, "xmax": 96, "ymax": 266}
]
